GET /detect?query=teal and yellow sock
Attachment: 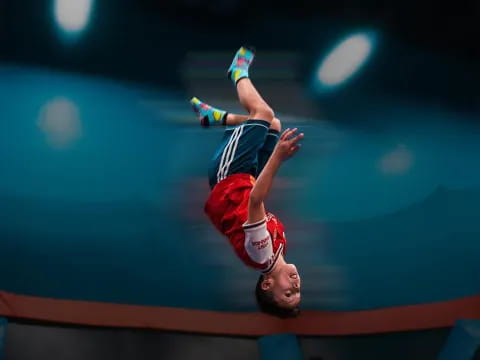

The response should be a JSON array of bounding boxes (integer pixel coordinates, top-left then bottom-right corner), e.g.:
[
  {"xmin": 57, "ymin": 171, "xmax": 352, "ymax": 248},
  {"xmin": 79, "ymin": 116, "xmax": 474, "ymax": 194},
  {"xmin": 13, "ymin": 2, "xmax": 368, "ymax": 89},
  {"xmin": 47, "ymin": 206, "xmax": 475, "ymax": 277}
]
[
  {"xmin": 227, "ymin": 46, "xmax": 255, "ymax": 85},
  {"xmin": 190, "ymin": 97, "xmax": 227, "ymax": 127}
]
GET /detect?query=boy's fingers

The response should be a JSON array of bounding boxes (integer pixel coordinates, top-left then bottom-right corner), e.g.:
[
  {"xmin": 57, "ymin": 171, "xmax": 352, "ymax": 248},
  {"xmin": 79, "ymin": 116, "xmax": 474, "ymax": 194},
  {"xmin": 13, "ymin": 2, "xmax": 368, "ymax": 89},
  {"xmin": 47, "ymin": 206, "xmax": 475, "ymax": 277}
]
[
  {"xmin": 280, "ymin": 128, "xmax": 292, "ymax": 140},
  {"xmin": 289, "ymin": 133, "xmax": 304, "ymax": 145},
  {"xmin": 282, "ymin": 128, "xmax": 298, "ymax": 141}
]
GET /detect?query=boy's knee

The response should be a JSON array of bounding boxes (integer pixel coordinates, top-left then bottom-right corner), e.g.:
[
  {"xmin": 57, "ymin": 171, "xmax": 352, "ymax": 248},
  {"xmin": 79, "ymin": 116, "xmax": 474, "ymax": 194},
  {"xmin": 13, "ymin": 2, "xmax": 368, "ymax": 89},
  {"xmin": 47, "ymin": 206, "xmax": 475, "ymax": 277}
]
[
  {"xmin": 270, "ymin": 117, "xmax": 281, "ymax": 132},
  {"xmin": 251, "ymin": 105, "xmax": 274, "ymax": 123}
]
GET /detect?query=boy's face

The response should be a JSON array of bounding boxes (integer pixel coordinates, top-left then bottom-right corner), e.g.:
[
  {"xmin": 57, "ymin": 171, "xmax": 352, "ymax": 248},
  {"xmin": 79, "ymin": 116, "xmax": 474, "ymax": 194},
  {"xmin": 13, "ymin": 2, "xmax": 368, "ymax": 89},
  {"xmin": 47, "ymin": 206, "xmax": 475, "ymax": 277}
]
[{"xmin": 262, "ymin": 263, "xmax": 301, "ymax": 308}]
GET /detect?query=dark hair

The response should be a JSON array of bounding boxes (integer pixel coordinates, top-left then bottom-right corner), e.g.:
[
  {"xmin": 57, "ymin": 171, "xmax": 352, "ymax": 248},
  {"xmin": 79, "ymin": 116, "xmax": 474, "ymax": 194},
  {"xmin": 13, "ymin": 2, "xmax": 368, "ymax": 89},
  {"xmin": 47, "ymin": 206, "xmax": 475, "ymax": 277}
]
[{"xmin": 255, "ymin": 275, "xmax": 300, "ymax": 318}]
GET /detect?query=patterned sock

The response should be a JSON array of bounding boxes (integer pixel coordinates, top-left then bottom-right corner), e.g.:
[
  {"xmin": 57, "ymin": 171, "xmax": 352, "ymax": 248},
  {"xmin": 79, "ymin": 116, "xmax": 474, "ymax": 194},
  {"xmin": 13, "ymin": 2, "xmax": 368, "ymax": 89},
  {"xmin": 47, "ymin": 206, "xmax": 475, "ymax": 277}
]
[
  {"xmin": 227, "ymin": 46, "xmax": 255, "ymax": 85},
  {"xmin": 190, "ymin": 97, "xmax": 227, "ymax": 127}
]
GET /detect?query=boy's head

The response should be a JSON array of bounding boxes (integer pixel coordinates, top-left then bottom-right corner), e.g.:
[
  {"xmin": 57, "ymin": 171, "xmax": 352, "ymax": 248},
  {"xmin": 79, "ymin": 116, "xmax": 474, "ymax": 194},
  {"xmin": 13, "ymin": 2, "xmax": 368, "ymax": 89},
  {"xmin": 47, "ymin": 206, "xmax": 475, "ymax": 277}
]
[{"xmin": 255, "ymin": 263, "xmax": 301, "ymax": 318}]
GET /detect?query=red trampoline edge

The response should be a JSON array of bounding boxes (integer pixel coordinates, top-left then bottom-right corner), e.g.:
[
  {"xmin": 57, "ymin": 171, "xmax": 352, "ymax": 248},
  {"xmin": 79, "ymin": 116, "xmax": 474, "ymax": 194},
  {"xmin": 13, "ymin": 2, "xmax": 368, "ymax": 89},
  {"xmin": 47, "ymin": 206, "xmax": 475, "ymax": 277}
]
[{"xmin": 0, "ymin": 291, "xmax": 479, "ymax": 336}]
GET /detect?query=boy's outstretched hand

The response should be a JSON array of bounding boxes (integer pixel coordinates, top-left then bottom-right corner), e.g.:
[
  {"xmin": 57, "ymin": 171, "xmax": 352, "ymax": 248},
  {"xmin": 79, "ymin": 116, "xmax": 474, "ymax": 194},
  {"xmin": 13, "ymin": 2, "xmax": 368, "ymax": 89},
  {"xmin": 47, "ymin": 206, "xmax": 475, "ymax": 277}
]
[{"xmin": 273, "ymin": 128, "xmax": 304, "ymax": 161}]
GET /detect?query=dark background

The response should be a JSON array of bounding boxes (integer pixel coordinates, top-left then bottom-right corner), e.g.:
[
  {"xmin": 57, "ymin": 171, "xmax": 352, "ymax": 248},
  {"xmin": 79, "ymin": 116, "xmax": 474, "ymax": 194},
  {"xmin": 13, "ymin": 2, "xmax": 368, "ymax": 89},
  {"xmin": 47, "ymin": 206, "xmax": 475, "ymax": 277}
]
[
  {"xmin": 1, "ymin": 0, "xmax": 479, "ymax": 113},
  {"xmin": 1, "ymin": 1, "xmax": 479, "ymax": 359}
]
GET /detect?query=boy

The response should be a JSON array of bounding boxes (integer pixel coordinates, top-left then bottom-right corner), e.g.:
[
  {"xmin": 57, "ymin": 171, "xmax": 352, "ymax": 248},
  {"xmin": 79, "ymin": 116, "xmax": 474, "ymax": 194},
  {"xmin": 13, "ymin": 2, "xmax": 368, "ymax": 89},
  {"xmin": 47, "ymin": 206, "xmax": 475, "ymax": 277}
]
[{"xmin": 190, "ymin": 46, "xmax": 303, "ymax": 317}]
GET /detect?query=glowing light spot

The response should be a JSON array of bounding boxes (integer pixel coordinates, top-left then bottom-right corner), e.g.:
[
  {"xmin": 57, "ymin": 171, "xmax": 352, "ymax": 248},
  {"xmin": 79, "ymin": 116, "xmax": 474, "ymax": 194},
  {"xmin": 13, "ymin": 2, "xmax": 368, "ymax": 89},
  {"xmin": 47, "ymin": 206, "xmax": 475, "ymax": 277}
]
[
  {"xmin": 55, "ymin": 0, "xmax": 93, "ymax": 33},
  {"xmin": 379, "ymin": 144, "xmax": 413, "ymax": 175},
  {"xmin": 38, "ymin": 97, "xmax": 82, "ymax": 149},
  {"xmin": 318, "ymin": 33, "xmax": 374, "ymax": 87}
]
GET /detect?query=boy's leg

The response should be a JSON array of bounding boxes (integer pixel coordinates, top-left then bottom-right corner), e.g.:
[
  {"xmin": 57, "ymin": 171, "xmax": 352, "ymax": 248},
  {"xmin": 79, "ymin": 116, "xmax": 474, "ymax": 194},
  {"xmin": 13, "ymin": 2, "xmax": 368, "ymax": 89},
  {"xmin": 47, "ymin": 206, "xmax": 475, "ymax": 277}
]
[
  {"xmin": 190, "ymin": 99, "xmax": 268, "ymax": 187},
  {"xmin": 197, "ymin": 46, "xmax": 276, "ymax": 188},
  {"xmin": 190, "ymin": 97, "xmax": 250, "ymax": 127},
  {"xmin": 190, "ymin": 108, "xmax": 279, "ymax": 186},
  {"xmin": 192, "ymin": 45, "xmax": 274, "ymax": 127},
  {"xmin": 228, "ymin": 46, "xmax": 275, "ymax": 124},
  {"xmin": 227, "ymin": 46, "xmax": 280, "ymax": 176},
  {"xmin": 224, "ymin": 113, "xmax": 250, "ymax": 126},
  {"xmin": 190, "ymin": 98, "xmax": 280, "ymax": 163}
]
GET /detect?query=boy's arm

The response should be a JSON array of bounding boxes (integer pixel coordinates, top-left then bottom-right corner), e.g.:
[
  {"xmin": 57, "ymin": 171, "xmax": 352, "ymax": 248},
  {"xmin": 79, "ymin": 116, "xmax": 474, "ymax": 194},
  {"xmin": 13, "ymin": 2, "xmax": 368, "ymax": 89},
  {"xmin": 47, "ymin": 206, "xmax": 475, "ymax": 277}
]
[{"xmin": 247, "ymin": 128, "xmax": 304, "ymax": 224}]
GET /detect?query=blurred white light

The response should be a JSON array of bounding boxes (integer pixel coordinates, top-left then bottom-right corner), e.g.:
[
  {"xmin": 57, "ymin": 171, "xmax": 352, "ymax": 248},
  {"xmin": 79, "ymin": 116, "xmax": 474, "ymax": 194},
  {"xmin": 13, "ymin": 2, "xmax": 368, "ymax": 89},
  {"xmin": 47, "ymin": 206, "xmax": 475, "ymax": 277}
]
[
  {"xmin": 55, "ymin": 0, "xmax": 93, "ymax": 33},
  {"xmin": 318, "ymin": 33, "xmax": 374, "ymax": 87},
  {"xmin": 379, "ymin": 144, "xmax": 413, "ymax": 175},
  {"xmin": 38, "ymin": 97, "xmax": 82, "ymax": 149}
]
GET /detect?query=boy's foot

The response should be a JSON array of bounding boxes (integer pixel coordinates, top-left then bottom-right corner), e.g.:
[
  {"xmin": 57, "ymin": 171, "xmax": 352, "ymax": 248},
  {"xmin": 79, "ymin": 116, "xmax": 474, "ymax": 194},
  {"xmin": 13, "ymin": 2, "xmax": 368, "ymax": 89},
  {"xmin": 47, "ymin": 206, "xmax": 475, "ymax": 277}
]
[
  {"xmin": 190, "ymin": 97, "xmax": 227, "ymax": 127},
  {"xmin": 227, "ymin": 46, "xmax": 255, "ymax": 86}
]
